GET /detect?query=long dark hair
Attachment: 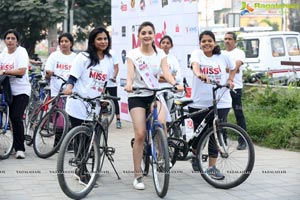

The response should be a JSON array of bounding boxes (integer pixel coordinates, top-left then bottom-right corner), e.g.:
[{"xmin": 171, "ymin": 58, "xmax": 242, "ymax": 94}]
[
  {"xmin": 199, "ymin": 30, "xmax": 221, "ymax": 55},
  {"xmin": 138, "ymin": 21, "xmax": 157, "ymax": 54},
  {"xmin": 85, "ymin": 27, "xmax": 111, "ymax": 68},
  {"xmin": 58, "ymin": 32, "xmax": 74, "ymax": 51}
]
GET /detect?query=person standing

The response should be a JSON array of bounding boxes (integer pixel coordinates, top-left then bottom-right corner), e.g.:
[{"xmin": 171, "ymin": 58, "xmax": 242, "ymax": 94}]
[
  {"xmin": 189, "ymin": 30, "xmax": 235, "ymax": 180},
  {"xmin": 44, "ymin": 32, "xmax": 76, "ymax": 146},
  {"xmin": 0, "ymin": 29, "xmax": 31, "ymax": 159},
  {"xmin": 105, "ymin": 49, "xmax": 122, "ymax": 129},
  {"xmin": 124, "ymin": 21, "xmax": 183, "ymax": 190},
  {"xmin": 63, "ymin": 27, "xmax": 113, "ymax": 185},
  {"xmin": 159, "ymin": 35, "xmax": 182, "ymax": 111},
  {"xmin": 224, "ymin": 31, "xmax": 247, "ymax": 150}
]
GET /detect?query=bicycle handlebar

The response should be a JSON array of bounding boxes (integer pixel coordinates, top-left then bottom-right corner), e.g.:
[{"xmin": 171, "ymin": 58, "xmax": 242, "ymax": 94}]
[
  {"xmin": 53, "ymin": 74, "xmax": 67, "ymax": 83},
  {"xmin": 132, "ymin": 86, "xmax": 178, "ymax": 94},
  {"xmin": 70, "ymin": 92, "xmax": 120, "ymax": 102}
]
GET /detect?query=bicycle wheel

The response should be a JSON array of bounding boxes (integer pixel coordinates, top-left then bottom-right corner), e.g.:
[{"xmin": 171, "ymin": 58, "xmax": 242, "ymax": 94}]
[
  {"xmin": 25, "ymin": 102, "xmax": 43, "ymax": 146},
  {"xmin": 151, "ymin": 126, "xmax": 170, "ymax": 198},
  {"xmin": 195, "ymin": 122, "xmax": 255, "ymax": 189},
  {"xmin": 57, "ymin": 126, "xmax": 101, "ymax": 199},
  {"xmin": 33, "ymin": 108, "xmax": 69, "ymax": 158},
  {"xmin": 101, "ymin": 99, "xmax": 115, "ymax": 126},
  {"xmin": 0, "ymin": 110, "xmax": 13, "ymax": 160},
  {"xmin": 98, "ymin": 118, "xmax": 108, "ymax": 172}
]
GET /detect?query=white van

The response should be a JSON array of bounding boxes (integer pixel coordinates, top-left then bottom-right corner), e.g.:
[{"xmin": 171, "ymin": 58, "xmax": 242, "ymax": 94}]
[{"xmin": 236, "ymin": 31, "xmax": 300, "ymax": 83}]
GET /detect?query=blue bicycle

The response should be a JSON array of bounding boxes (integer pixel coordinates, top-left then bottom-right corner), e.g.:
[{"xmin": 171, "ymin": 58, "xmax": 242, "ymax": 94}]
[
  {"xmin": 131, "ymin": 86, "xmax": 177, "ymax": 198},
  {"xmin": 0, "ymin": 76, "xmax": 14, "ymax": 159}
]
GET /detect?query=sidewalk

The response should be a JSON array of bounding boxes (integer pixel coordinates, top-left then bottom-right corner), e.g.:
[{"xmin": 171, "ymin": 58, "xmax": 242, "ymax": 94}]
[{"xmin": 1, "ymin": 120, "xmax": 300, "ymax": 200}]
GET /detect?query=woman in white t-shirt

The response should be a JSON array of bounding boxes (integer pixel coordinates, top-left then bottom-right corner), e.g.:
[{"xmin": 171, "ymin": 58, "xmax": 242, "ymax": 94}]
[
  {"xmin": 63, "ymin": 27, "xmax": 114, "ymax": 185},
  {"xmin": 159, "ymin": 35, "xmax": 183, "ymax": 111},
  {"xmin": 44, "ymin": 32, "xmax": 76, "ymax": 147},
  {"xmin": 45, "ymin": 32, "xmax": 76, "ymax": 97},
  {"xmin": 124, "ymin": 21, "xmax": 183, "ymax": 190},
  {"xmin": 0, "ymin": 29, "xmax": 31, "ymax": 159},
  {"xmin": 189, "ymin": 30, "xmax": 236, "ymax": 180}
]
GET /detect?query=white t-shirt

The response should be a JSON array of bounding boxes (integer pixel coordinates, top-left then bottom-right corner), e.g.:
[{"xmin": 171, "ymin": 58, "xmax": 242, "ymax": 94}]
[
  {"xmin": 126, "ymin": 48, "xmax": 166, "ymax": 97},
  {"xmin": 65, "ymin": 52, "xmax": 113, "ymax": 120},
  {"xmin": 106, "ymin": 50, "xmax": 119, "ymax": 88},
  {"xmin": 0, "ymin": 46, "xmax": 31, "ymax": 96},
  {"xmin": 224, "ymin": 48, "xmax": 245, "ymax": 89},
  {"xmin": 44, "ymin": 50, "xmax": 77, "ymax": 96},
  {"xmin": 159, "ymin": 53, "xmax": 182, "ymax": 88},
  {"xmin": 189, "ymin": 49, "xmax": 234, "ymax": 109}
]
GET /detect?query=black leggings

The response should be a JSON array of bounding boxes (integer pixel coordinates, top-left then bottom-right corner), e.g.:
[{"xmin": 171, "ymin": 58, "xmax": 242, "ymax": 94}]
[
  {"xmin": 10, "ymin": 94, "xmax": 29, "ymax": 151},
  {"xmin": 105, "ymin": 86, "xmax": 120, "ymax": 115},
  {"xmin": 188, "ymin": 107, "xmax": 230, "ymax": 157}
]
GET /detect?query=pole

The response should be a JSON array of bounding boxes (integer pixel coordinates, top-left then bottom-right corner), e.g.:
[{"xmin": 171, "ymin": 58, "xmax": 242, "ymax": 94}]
[{"xmin": 64, "ymin": 0, "xmax": 68, "ymax": 32}]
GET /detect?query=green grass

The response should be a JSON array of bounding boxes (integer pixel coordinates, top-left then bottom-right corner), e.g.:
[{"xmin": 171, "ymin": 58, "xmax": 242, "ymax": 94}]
[{"xmin": 228, "ymin": 85, "xmax": 300, "ymax": 151}]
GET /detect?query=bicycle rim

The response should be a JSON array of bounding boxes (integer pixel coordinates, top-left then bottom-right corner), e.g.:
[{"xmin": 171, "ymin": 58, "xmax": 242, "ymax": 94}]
[
  {"xmin": 25, "ymin": 104, "xmax": 43, "ymax": 146},
  {"xmin": 151, "ymin": 127, "xmax": 170, "ymax": 198},
  {"xmin": 196, "ymin": 122, "xmax": 255, "ymax": 189},
  {"xmin": 0, "ymin": 112, "xmax": 13, "ymax": 160},
  {"xmin": 33, "ymin": 109, "xmax": 69, "ymax": 158},
  {"xmin": 98, "ymin": 118, "xmax": 108, "ymax": 172},
  {"xmin": 57, "ymin": 126, "xmax": 100, "ymax": 199}
]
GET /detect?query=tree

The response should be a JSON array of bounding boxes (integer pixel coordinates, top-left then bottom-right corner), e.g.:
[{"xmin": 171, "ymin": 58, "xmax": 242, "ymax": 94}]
[
  {"xmin": 0, "ymin": 0, "xmax": 65, "ymax": 57},
  {"xmin": 68, "ymin": 0, "xmax": 111, "ymax": 42}
]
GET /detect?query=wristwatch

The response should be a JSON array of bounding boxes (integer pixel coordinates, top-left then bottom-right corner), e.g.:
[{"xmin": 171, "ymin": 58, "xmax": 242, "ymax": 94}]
[{"xmin": 2, "ymin": 70, "xmax": 6, "ymax": 75}]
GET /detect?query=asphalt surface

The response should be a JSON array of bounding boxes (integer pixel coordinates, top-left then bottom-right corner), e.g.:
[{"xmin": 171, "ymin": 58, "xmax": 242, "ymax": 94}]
[{"xmin": 1, "ymin": 120, "xmax": 300, "ymax": 200}]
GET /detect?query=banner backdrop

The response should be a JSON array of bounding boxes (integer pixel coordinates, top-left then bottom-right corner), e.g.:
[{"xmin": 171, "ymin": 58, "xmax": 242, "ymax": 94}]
[{"xmin": 111, "ymin": 0, "xmax": 199, "ymax": 121}]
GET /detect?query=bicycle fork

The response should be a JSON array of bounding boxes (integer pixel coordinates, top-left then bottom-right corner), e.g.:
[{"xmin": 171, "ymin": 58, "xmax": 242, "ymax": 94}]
[{"xmin": 212, "ymin": 118, "xmax": 229, "ymax": 157}]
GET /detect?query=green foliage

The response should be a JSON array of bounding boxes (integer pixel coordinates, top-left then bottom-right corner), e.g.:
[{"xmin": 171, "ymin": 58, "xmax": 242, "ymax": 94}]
[
  {"xmin": 229, "ymin": 85, "xmax": 300, "ymax": 151},
  {"xmin": 0, "ymin": 0, "xmax": 65, "ymax": 56}
]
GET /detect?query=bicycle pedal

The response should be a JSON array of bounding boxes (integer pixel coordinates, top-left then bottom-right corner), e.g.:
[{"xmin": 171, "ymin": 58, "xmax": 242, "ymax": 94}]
[
  {"xmin": 24, "ymin": 135, "xmax": 32, "ymax": 141},
  {"xmin": 106, "ymin": 147, "xmax": 115, "ymax": 155}
]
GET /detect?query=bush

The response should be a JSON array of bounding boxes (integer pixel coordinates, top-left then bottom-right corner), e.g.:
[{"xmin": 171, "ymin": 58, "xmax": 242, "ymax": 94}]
[{"xmin": 228, "ymin": 85, "xmax": 300, "ymax": 151}]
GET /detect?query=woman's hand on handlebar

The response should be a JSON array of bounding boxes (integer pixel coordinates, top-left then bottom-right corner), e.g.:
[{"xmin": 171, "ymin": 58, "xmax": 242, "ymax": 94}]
[
  {"xmin": 174, "ymin": 84, "xmax": 184, "ymax": 92},
  {"xmin": 124, "ymin": 84, "xmax": 133, "ymax": 93},
  {"xmin": 227, "ymin": 79, "xmax": 234, "ymax": 89},
  {"xmin": 197, "ymin": 73, "xmax": 210, "ymax": 83},
  {"xmin": 63, "ymin": 84, "xmax": 73, "ymax": 95}
]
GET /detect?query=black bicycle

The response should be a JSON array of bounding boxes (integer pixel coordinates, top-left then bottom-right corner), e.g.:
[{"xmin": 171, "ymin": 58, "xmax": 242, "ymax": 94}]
[
  {"xmin": 57, "ymin": 92, "xmax": 121, "ymax": 199},
  {"xmin": 168, "ymin": 81, "xmax": 255, "ymax": 189}
]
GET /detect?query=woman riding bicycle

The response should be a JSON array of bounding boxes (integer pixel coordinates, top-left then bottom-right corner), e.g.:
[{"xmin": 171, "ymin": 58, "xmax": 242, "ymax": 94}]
[
  {"xmin": 63, "ymin": 27, "xmax": 113, "ymax": 185},
  {"xmin": 189, "ymin": 30, "xmax": 236, "ymax": 180},
  {"xmin": 124, "ymin": 21, "xmax": 183, "ymax": 190}
]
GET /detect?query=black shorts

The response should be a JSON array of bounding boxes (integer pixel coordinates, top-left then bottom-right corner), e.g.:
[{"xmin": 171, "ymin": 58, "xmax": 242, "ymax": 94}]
[{"xmin": 128, "ymin": 95, "xmax": 155, "ymax": 111}]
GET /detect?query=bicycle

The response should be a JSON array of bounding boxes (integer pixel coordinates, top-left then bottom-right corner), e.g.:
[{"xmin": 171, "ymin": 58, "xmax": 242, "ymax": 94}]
[
  {"xmin": 0, "ymin": 75, "xmax": 13, "ymax": 160},
  {"xmin": 24, "ymin": 74, "xmax": 50, "ymax": 146},
  {"xmin": 32, "ymin": 74, "xmax": 69, "ymax": 158},
  {"xmin": 167, "ymin": 81, "xmax": 255, "ymax": 189},
  {"xmin": 130, "ymin": 86, "xmax": 178, "ymax": 198},
  {"xmin": 57, "ymin": 92, "xmax": 121, "ymax": 199}
]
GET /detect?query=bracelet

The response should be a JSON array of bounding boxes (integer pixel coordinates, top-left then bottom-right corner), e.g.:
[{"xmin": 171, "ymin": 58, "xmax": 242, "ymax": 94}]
[{"xmin": 173, "ymin": 83, "xmax": 179, "ymax": 87}]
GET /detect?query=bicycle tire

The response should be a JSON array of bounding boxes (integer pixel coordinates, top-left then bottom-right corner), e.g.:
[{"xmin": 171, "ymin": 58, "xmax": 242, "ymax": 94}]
[
  {"xmin": 101, "ymin": 99, "xmax": 115, "ymax": 126},
  {"xmin": 25, "ymin": 102, "xmax": 43, "ymax": 146},
  {"xmin": 57, "ymin": 126, "xmax": 101, "ymax": 199},
  {"xmin": 0, "ymin": 110, "xmax": 13, "ymax": 160},
  {"xmin": 98, "ymin": 118, "xmax": 108, "ymax": 172},
  {"xmin": 33, "ymin": 108, "xmax": 69, "ymax": 158},
  {"xmin": 195, "ymin": 122, "xmax": 255, "ymax": 189},
  {"xmin": 151, "ymin": 126, "xmax": 170, "ymax": 198}
]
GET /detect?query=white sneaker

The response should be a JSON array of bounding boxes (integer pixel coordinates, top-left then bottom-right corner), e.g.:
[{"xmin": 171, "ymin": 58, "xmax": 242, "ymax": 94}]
[
  {"xmin": 133, "ymin": 176, "xmax": 145, "ymax": 190},
  {"xmin": 16, "ymin": 151, "xmax": 25, "ymax": 159}
]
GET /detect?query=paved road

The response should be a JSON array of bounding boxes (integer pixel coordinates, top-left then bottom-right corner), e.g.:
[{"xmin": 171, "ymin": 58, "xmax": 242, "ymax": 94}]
[{"xmin": 1, "ymin": 120, "xmax": 300, "ymax": 200}]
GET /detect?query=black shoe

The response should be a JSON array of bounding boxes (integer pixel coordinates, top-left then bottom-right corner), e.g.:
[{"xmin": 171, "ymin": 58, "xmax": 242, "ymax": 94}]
[
  {"xmin": 237, "ymin": 143, "xmax": 247, "ymax": 150},
  {"xmin": 74, "ymin": 168, "xmax": 91, "ymax": 186}
]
